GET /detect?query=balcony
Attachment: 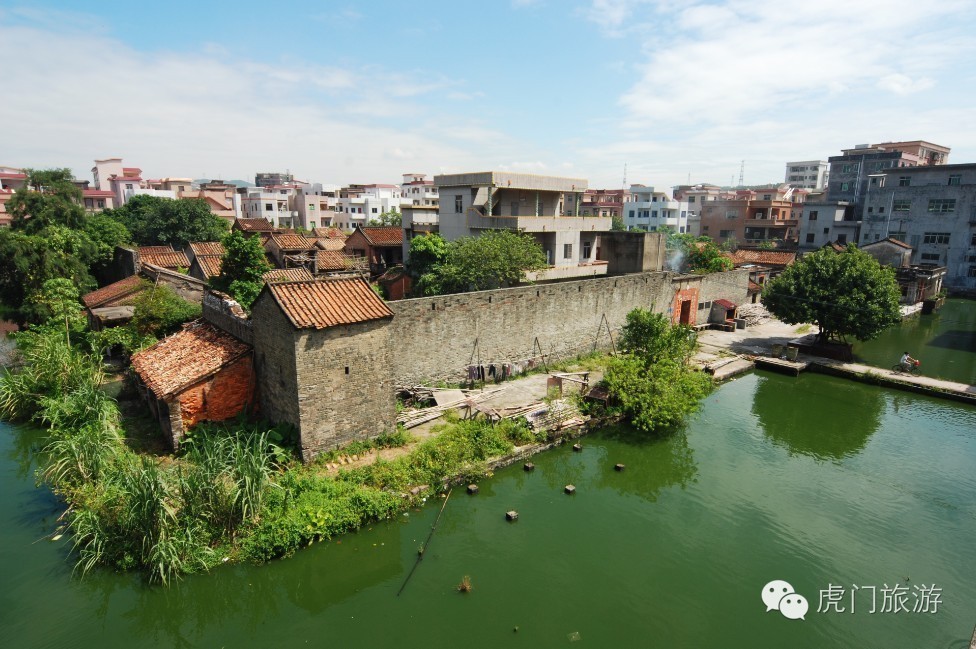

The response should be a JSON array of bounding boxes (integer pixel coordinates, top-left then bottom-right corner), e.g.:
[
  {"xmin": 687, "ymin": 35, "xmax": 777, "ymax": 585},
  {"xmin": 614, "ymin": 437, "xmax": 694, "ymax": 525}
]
[
  {"xmin": 466, "ymin": 207, "xmax": 613, "ymax": 233},
  {"xmin": 745, "ymin": 217, "xmax": 797, "ymax": 227}
]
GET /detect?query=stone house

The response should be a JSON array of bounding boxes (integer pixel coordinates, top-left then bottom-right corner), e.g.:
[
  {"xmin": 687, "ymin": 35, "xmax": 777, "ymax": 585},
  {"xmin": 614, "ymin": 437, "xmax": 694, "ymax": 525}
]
[
  {"xmin": 860, "ymin": 237, "xmax": 912, "ymax": 268},
  {"xmin": 344, "ymin": 226, "xmax": 404, "ymax": 277},
  {"xmin": 81, "ymin": 274, "xmax": 146, "ymax": 330},
  {"xmin": 138, "ymin": 246, "xmax": 190, "ymax": 271},
  {"xmin": 250, "ymin": 278, "xmax": 395, "ymax": 461},
  {"xmin": 264, "ymin": 232, "xmax": 316, "ymax": 269},
  {"xmin": 130, "ymin": 319, "xmax": 255, "ymax": 449}
]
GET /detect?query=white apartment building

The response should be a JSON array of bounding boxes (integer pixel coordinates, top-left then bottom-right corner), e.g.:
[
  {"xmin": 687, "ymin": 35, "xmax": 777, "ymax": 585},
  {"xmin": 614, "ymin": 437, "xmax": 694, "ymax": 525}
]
[
  {"xmin": 785, "ymin": 160, "xmax": 829, "ymax": 190},
  {"xmin": 623, "ymin": 185, "xmax": 691, "ymax": 233},
  {"xmin": 241, "ymin": 185, "xmax": 300, "ymax": 228},
  {"xmin": 332, "ymin": 184, "xmax": 405, "ymax": 230}
]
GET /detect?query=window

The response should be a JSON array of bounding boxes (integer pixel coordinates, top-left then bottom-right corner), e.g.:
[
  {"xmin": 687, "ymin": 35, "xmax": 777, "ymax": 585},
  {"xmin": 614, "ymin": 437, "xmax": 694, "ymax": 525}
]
[
  {"xmin": 893, "ymin": 199, "xmax": 911, "ymax": 211},
  {"xmin": 688, "ymin": 196, "xmax": 696, "ymax": 203},
  {"xmin": 928, "ymin": 199, "xmax": 956, "ymax": 213},
  {"xmin": 725, "ymin": 210, "xmax": 738, "ymax": 219},
  {"xmin": 454, "ymin": 195, "xmax": 463, "ymax": 213},
  {"xmin": 265, "ymin": 203, "xmax": 272, "ymax": 211},
  {"xmin": 763, "ymin": 194, "xmax": 772, "ymax": 200},
  {"xmin": 879, "ymin": 207, "xmax": 885, "ymax": 213},
  {"xmin": 969, "ymin": 266, "xmax": 976, "ymax": 278},
  {"xmin": 841, "ymin": 182, "xmax": 851, "ymax": 191},
  {"xmin": 308, "ymin": 204, "xmax": 315, "ymax": 210},
  {"xmin": 702, "ymin": 225, "xmax": 709, "ymax": 231},
  {"xmin": 126, "ymin": 183, "xmax": 133, "ymax": 190},
  {"xmin": 867, "ymin": 207, "xmax": 873, "ymax": 213},
  {"xmin": 97, "ymin": 199, "xmax": 104, "ymax": 208},
  {"xmin": 921, "ymin": 253, "xmax": 941, "ymax": 261},
  {"xmin": 923, "ymin": 232, "xmax": 951, "ymax": 244},
  {"xmin": 948, "ymin": 174, "xmax": 961, "ymax": 186},
  {"xmin": 823, "ymin": 228, "xmax": 830, "ymax": 234},
  {"xmin": 719, "ymin": 230, "xmax": 733, "ymax": 238},
  {"xmin": 842, "ymin": 164, "xmax": 858, "ymax": 173},
  {"xmin": 972, "ymin": 233, "xmax": 976, "ymax": 246},
  {"xmin": 837, "ymin": 234, "xmax": 847, "ymax": 244},
  {"xmin": 563, "ymin": 243, "xmax": 573, "ymax": 259},
  {"xmin": 889, "ymin": 231, "xmax": 906, "ymax": 242},
  {"xmin": 806, "ymin": 233, "xmax": 815, "ymax": 243},
  {"xmin": 808, "ymin": 210, "xmax": 818, "ymax": 221},
  {"xmin": 582, "ymin": 242, "xmax": 591, "ymax": 258},
  {"xmin": 898, "ymin": 176, "xmax": 911, "ymax": 186},
  {"xmin": 651, "ymin": 210, "xmax": 658, "ymax": 218}
]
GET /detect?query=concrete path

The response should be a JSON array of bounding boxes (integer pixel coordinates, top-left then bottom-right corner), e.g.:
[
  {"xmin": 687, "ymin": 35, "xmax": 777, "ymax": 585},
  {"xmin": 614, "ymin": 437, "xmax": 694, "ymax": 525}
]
[{"xmin": 809, "ymin": 356, "xmax": 976, "ymax": 401}]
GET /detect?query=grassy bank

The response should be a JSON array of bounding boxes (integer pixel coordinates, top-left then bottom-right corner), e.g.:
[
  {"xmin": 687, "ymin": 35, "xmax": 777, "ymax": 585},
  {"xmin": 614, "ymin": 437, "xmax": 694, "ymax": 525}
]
[{"xmin": 0, "ymin": 327, "xmax": 545, "ymax": 582}]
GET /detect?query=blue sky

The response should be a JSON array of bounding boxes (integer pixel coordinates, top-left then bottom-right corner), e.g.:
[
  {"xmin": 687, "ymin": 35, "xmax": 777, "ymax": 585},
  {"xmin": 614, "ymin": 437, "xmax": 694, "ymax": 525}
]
[{"xmin": 2, "ymin": 0, "xmax": 975, "ymax": 189}]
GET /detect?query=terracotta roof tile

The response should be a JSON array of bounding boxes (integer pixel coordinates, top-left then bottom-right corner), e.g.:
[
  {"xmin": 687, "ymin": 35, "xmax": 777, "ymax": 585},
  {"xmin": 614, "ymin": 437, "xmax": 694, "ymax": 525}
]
[
  {"xmin": 748, "ymin": 280, "xmax": 763, "ymax": 293},
  {"xmin": 189, "ymin": 241, "xmax": 226, "ymax": 257},
  {"xmin": 714, "ymin": 298, "xmax": 738, "ymax": 310},
  {"xmin": 141, "ymin": 250, "xmax": 190, "ymax": 269},
  {"xmin": 315, "ymin": 250, "xmax": 346, "ymax": 271},
  {"xmin": 235, "ymin": 218, "xmax": 274, "ymax": 231},
  {"xmin": 267, "ymin": 232, "xmax": 315, "ymax": 250},
  {"xmin": 131, "ymin": 320, "xmax": 252, "ymax": 399},
  {"xmin": 138, "ymin": 245, "xmax": 176, "ymax": 255},
  {"xmin": 194, "ymin": 255, "xmax": 223, "ymax": 278},
  {"xmin": 359, "ymin": 227, "xmax": 403, "ymax": 246},
  {"xmin": 312, "ymin": 227, "xmax": 346, "ymax": 239},
  {"xmin": 863, "ymin": 237, "xmax": 912, "ymax": 250},
  {"xmin": 315, "ymin": 238, "xmax": 346, "ymax": 251},
  {"xmin": 726, "ymin": 249, "xmax": 796, "ymax": 267},
  {"xmin": 82, "ymin": 275, "xmax": 146, "ymax": 309},
  {"xmin": 265, "ymin": 278, "xmax": 393, "ymax": 329},
  {"xmin": 264, "ymin": 268, "xmax": 315, "ymax": 282}
]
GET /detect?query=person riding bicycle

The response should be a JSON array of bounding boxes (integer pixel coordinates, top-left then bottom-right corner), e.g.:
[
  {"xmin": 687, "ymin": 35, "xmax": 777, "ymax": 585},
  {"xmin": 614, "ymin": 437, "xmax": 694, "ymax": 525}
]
[{"xmin": 899, "ymin": 351, "xmax": 918, "ymax": 372}]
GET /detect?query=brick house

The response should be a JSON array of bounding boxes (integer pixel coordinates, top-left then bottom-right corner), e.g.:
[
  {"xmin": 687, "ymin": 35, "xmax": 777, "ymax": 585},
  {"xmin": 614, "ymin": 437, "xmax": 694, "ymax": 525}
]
[
  {"xmin": 343, "ymin": 226, "xmax": 404, "ymax": 276},
  {"xmin": 130, "ymin": 319, "xmax": 255, "ymax": 449},
  {"xmin": 138, "ymin": 246, "xmax": 190, "ymax": 271},
  {"xmin": 264, "ymin": 232, "xmax": 316, "ymax": 269},
  {"xmin": 81, "ymin": 274, "xmax": 147, "ymax": 330},
  {"xmin": 250, "ymin": 278, "xmax": 395, "ymax": 461}
]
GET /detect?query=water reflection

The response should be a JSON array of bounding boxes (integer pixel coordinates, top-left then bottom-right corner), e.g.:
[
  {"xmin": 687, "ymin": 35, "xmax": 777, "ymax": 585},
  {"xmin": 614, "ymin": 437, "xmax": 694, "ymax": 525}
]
[
  {"xmin": 594, "ymin": 425, "xmax": 698, "ymax": 501},
  {"xmin": 751, "ymin": 373, "xmax": 883, "ymax": 460}
]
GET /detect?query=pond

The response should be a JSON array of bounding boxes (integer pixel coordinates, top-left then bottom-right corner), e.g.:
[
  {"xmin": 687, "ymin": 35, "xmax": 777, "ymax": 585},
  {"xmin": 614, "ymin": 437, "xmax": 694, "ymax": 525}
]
[
  {"xmin": 855, "ymin": 298, "xmax": 976, "ymax": 385},
  {"xmin": 1, "ymin": 371, "xmax": 975, "ymax": 647}
]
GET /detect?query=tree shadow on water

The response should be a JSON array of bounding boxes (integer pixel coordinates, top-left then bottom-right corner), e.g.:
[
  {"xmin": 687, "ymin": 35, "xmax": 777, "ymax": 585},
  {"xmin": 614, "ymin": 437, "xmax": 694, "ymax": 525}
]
[
  {"xmin": 594, "ymin": 424, "xmax": 698, "ymax": 503},
  {"xmin": 751, "ymin": 374, "xmax": 884, "ymax": 461}
]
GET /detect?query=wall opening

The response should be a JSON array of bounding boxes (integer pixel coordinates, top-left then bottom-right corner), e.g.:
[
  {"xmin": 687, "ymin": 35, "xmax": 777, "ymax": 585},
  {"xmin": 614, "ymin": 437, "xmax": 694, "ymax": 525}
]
[{"xmin": 344, "ymin": 366, "xmax": 350, "ymax": 375}]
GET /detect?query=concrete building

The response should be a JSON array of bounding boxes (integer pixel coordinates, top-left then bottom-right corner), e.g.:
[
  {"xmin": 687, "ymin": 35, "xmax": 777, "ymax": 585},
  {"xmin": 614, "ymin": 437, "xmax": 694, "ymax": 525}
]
[
  {"xmin": 624, "ymin": 185, "xmax": 691, "ymax": 233},
  {"xmin": 580, "ymin": 188, "xmax": 629, "ymax": 218},
  {"xmin": 255, "ymin": 172, "xmax": 294, "ymax": 188},
  {"xmin": 858, "ymin": 163, "xmax": 976, "ymax": 292},
  {"xmin": 434, "ymin": 171, "xmax": 611, "ymax": 281},
  {"xmin": 698, "ymin": 186, "xmax": 803, "ymax": 246},
  {"xmin": 796, "ymin": 201, "xmax": 857, "ymax": 252},
  {"xmin": 785, "ymin": 160, "xmax": 828, "ymax": 190},
  {"xmin": 401, "ymin": 173, "xmax": 438, "ymax": 209},
  {"xmin": 333, "ymin": 184, "xmax": 405, "ymax": 230},
  {"xmin": 0, "ymin": 166, "xmax": 27, "ymax": 227},
  {"xmin": 241, "ymin": 185, "xmax": 300, "ymax": 228}
]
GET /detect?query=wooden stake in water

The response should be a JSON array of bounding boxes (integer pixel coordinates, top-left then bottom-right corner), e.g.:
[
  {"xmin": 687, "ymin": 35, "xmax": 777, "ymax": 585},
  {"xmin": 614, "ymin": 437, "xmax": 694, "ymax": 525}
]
[{"xmin": 396, "ymin": 488, "xmax": 453, "ymax": 597}]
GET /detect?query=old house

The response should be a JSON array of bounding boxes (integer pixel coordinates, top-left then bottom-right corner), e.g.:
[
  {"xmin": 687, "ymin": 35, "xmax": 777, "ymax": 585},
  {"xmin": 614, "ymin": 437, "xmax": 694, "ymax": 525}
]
[
  {"xmin": 860, "ymin": 238, "xmax": 946, "ymax": 305},
  {"xmin": 186, "ymin": 241, "xmax": 225, "ymax": 282},
  {"xmin": 344, "ymin": 226, "xmax": 404, "ymax": 276},
  {"xmin": 250, "ymin": 278, "xmax": 395, "ymax": 461},
  {"xmin": 130, "ymin": 319, "xmax": 255, "ymax": 449},
  {"xmin": 81, "ymin": 274, "xmax": 146, "ymax": 330},
  {"xmin": 233, "ymin": 217, "xmax": 275, "ymax": 237},
  {"xmin": 264, "ymin": 232, "xmax": 316, "ymax": 269},
  {"xmin": 264, "ymin": 268, "xmax": 315, "ymax": 282},
  {"xmin": 138, "ymin": 245, "xmax": 190, "ymax": 271},
  {"xmin": 723, "ymin": 249, "xmax": 796, "ymax": 294},
  {"xmin": 860, "ymin": 237, "xmax": 912, "ymax": 268}
]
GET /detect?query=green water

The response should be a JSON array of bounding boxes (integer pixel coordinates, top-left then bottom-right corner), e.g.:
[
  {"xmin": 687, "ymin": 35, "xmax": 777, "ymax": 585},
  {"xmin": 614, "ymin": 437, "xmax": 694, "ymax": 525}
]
[
  {"xmin": 2, "ymin": 371, "xmax": 976, "ymax": 648},
  {"xmin": 855, "ymin": 298, "xmax": 976, "ymax": 385}
]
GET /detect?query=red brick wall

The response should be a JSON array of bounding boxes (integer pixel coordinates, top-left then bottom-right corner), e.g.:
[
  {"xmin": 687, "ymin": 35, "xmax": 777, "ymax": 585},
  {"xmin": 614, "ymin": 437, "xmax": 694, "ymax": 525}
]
[
  {"xmin": 176, "ymin": 354, "xmax": 255, "ymax": 431},
  {"xmin": 671, "ymin": 287, "xmax": 699, "ymax": 325}
]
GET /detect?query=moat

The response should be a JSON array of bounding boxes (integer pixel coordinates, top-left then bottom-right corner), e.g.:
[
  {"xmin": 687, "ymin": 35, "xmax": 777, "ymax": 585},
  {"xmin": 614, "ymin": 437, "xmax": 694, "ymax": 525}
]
[{"xmin": 2, "ymin": 369, "xmax": 974, "ymax": 648}]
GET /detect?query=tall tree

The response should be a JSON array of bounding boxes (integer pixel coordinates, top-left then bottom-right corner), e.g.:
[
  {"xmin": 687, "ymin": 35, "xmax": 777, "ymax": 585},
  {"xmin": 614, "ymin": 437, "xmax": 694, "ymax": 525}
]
[
  {"xmin": 105, "ymin": 195, "xmax": 228, "ymax": 247},
  {"xmin": 8, "ymin": 169, "xmax": 86, "ymax": 233},
  {"xmin": 368, "ymin": 209, "xmax": 402, "ymax": 227},
  {"xmin": 211, "ymin": 230, "xmax": 272, "ymax": 309},
  {"xmin": 762, "ymin": 244, "xmax": 901, "ymax": 344},
  {"xmin": 687, "ymin": 240, "xmax": 733, "ymax": 273},
  {"xmin": 418, "ymin": 230, "xmax": 547, "ymax": 295}
]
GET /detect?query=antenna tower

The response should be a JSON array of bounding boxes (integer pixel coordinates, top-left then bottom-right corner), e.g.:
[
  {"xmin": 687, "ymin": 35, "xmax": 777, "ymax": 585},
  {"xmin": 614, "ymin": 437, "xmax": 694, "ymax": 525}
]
[
  {"xmin": 622, "ymin": 163, "xmax": 627, "ymax": 191},
  {"xmin": 738, "ymin": 160, "xmax": 745, "ymax": 187}
]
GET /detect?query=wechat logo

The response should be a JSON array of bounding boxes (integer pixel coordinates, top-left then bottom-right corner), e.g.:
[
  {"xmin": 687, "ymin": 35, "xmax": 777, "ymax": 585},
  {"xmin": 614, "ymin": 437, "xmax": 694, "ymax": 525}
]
[{"xmin": 762, "ymin": 580, "xmax": 808, "ymax": 620}]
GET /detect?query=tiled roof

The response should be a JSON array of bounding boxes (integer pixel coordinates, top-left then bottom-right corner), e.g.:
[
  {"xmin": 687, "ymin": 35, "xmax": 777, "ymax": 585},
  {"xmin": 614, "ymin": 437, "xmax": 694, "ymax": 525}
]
[
  {"xmin": 82, "ymin": 189, "xmax": 115, "ymax": 197},
  {"xmin": 189, "ymin": 241, "xmax": 226, "ymax": 257},
  {"xmin": 726, "ymin": 249, "xmax": 796, "ymax": 267},
  {"xmin": 748, "ymin": 280, "xmax": 763, "ymax": 293},
  {"xmin": 714, "ymin": 298, "xmax": 738, "ymax": 310},
  {"xmin": 315, "ymin": 250, "xmax": 346, "ymax": 271},
  {"xmin": 264, "ymin": 278, "xmax": 393, "ymax": 329},
  {"xmin": 138, "ymin": 246, "xmax": 176, "ymax": 255},
  {"xmin": 194, "ymin": 255, "xmax": 223, "ymax": 278},
  {"xmin": 141, "ymin": 250, "xmax": 190, "ymax": 269},
  {"xmin": 264, "ymin": 268, "xmax": 315, "ymax": 282},
  {"xmin": 82, "ymin": 275, "xmax": 145, "ymax": 309},
  {"xmin": 312, "ymin": 227, "xmax": 346, "ymax": 239},
  {"xmin": 131, "ymin": 320, "xmax": 251, "ymax": 399},
  {"xmin": 235, "ymin": 218, "xmax": 274, "ymax": 231},
  {"xmin": 316, "ymin": 238, "xmax": 346, "ymax": 251},
  {"xmin": 863, "ymin": 237, "xmax": 912, "ymax": 250},
  {"xmin": 359, "ymin": 227, "xmax": 403, "ymax": 246},
  {"xmin": 267, "ymin": 232, "xmax": 315, "ymax": 250}
]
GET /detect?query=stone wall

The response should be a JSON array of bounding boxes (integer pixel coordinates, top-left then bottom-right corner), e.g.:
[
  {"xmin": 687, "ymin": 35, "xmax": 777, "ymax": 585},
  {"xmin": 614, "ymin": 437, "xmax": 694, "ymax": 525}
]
[
  {"xmin": 203, "ymin": 291, "xmax": 253, "ymax": 344},
  {"xmin": 142, "ymin": 264, "xmax": 207, "ymax": 304},
  {"xmin": 251, "ymin": 292, "xmax": 301, "ymax": 432},
  {"xmin": 388, "ymin": 270, "xmax": 749, "ymax": 385}
]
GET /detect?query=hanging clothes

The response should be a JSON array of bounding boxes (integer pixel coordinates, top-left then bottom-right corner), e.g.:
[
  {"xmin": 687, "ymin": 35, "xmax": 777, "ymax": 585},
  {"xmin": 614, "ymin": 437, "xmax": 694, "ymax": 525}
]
[
  {"xmin": 467, "ymin": 365, "xmax": 478, "ymax": 381},
  {"xmin": 488, "ymin": 364, "xmax": 496, "ymax": 379}
]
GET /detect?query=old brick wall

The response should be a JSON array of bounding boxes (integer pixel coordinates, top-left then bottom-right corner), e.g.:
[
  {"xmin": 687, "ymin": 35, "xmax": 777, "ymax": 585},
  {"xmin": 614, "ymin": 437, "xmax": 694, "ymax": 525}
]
[
  {"xmin": 387, "ymin": 270, "xmax": 749, "ymax": 385},
  {"xmin": 292, "ymin": 321, "xmax": 396, "ymax": 460},
  {"xmin": 175, "ymin": 355, "xmax": 255, "ymax": 435},
  {"xmin": 203, "ymin": 291, "xmax": 254, "ymax": 344},
  {"xmin": 251, "ymin": 292, "xmax": 302, "ymax": 432}
]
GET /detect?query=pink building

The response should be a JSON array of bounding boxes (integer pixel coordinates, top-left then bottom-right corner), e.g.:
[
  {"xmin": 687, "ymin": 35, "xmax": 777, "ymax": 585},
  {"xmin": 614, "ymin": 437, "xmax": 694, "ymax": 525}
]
[{"xmin": 0, "ymin": 166, "xmax": 27, "ymax": 227}]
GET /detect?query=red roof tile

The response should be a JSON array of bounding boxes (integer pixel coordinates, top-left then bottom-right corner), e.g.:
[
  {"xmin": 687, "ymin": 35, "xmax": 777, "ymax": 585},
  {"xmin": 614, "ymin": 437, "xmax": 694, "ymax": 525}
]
[
  {"xmin": 267, "ymin": 232, "xmax": 315, "ymax": 250},
  {"xmin": 312, "ymin": 227, "xmax": 346, "ymax": 239},
  {"xmin": 141, "ymin": 250, "xmax": 190, "ymax": 269},
  {"xmin": 264, "ymin": 268, "xmax": 315, "ymax": 282},
  {"xmin": 235, "ymin": 218, "xmax": 274, "ymax": 231},
  {"xmin": 82, "ymin": 275, "xmax": 146, "ymax": 309},
  {"xmin": 138, "ymin": 245, "xmax": 176, "ymax": 255},
  {"xmin": 359, "ymin": 227, "xmax": 403, "ymax": 246},
  {"xmin": 316, "ymin": 238, "xmax": 346, "ymax": 252},
  {"xmin": 264, "ymin": 278, "xmax": 393, "ymax": 329},
  {"xmin": 726, "ymin": 249, "xmax": 796, "ymax": 267},
  {"xmin": 194, "ymin": 255, "xmax": 223, "ymax": 278},
  {"xmin": 714, "ymin": 298, "xmax": 738, "ymax": 310},
  {"xmin": 131, "ymin": 320, "xmax": 251, "ymax": 399},
  {"xmin": 315, "ymin": 250, "xmax": 346, "ymax": 271},
  {"xmin": 82, "ymin": 189, "xmax": 115, "ymax": 197},
  {"xmin": 189, "ymin": 241, "xmax": 226, "ymax": 257},
  {"xmin": 748, "ymin": 280, "xmax": 763, "ymax": 293}
]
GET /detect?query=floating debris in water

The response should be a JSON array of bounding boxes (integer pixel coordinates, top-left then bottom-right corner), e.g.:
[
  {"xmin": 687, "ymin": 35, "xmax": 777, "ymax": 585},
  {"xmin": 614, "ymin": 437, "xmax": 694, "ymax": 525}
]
[{"xmin": 506, "ymin": 510, "xmax": 519, "ymax": 521}]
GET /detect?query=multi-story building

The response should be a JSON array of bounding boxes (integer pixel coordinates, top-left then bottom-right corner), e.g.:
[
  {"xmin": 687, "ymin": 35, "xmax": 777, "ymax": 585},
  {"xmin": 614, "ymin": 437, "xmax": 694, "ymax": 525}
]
[
  {"xmin": 858, "ymin": 163, "xmax": 976, "ymax": 291},
  {"xmin": 240, "ymin": 184, "xmax": 300, "ymax": 228},
  {"xmin": 332, "ymin": 184, "xmax": 405, "ymax": 230},
  {"xmin": 826, "ymin": 141, "xmax": 950, "ymax": 217},
  {"xmin": 623, "ymin": 185, "xmax": 691, "ymax": 233},
  {"xmin": 796, "ymin": 202, "xmax": 856, "ymax": 252},
  {"xmin": 785, "ymin": 160, "xmax": 828, "ymax": 190},
  {"xmin": 435, "ymin": 171, "xmax": 611, "ymax": 281},
  {"xmin": 0, "ymin": 166, "xmax": 27, "ymax": 227},
  {"xmin": 255, "ymin": 172, "xmax": 294, "ymax": 188},
  {"xmin": 293, "ymin": 183, "xmax": 336, "ymax": 230},
  {"xmin": 400, "ymin": 173, "xmax": 438, "ymax": 209},
  {"xmin": 674, "ymin": 184, "xmax": 727, "ymax": 236},
  {"xmin": 698, "ymin": 185, "xmax": 804, "ymax": 246},
  {"xmin": 580, "ymin": 188, "xmax": 629, "ymax": 218}
]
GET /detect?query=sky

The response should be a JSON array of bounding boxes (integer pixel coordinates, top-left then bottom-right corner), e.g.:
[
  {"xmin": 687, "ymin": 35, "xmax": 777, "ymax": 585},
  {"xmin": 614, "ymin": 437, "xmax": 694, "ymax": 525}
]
[{"xmin": 2, "ymin": 0, "xmax": 975, "ymax": 190}]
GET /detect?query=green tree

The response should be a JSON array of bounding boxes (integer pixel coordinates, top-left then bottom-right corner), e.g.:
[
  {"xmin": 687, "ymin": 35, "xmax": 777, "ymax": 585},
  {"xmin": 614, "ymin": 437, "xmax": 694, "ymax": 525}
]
[
  {"xmin": 212, "ymin": 230, "xmax": 272, "ymax": 309},
  {"xmin": 407, "ymin": 233, "xmax": 448, "ymax": 295},
  {"xmin": 22, "ymin": 278, "xmax": 87, "ymax": 332},
  {"xmin": 130, "ymin": 285, "xmax": 201, "ymax": 338},
  {"xmin": 687, "ymin": 240, "xmax": 733, "ymax": 273},
  {"xmin": 8, "ymin": 170, "xmax": 86, "ymax": 233},
  {"xmin": 619, "ymin": 309, "xmax": 696, "ymax": 364},
  {"xmin": 422, "ymin": 230, "xmax": 547, "ymax": 295},
  {"xmin": 610, "ymin": 215, "xmax": 626, "ymax": 231},
  {"xmin": 762, "ymin": 244, "xmax": 901, "ymax": 344},
  {"xmin": 105, "ymin": 195, "xmax": 228, "ymax": 247},
  {"xmin": 83, "ymin": 213, "xmax": 131, "ymax": 271},
  {"xmin": 368, "ymin": 209, "xmax": 402, "ymax": 227}
]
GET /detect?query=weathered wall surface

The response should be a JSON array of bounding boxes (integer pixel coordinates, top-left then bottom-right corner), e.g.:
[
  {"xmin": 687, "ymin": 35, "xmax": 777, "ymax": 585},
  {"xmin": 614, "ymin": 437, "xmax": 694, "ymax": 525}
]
[
  {"xmin": 251, "ymin": 292, "xmax": 301, "ymax": 432},
  {"xmin": 598, "ymin": 231, "xmax": 667, "ymax": 274},
  {"xmin": 176, "ymin": 355, "xmax": 255, "ymax": 434},
  {"xmin": 388, "ymin": 270, "xmax": 749, "ymax": 385},
  {"xmin": 292, "ymin": 321, "xmax": 396, "ymax": 460},
  {"xmin": 142, "ymin": 264, "xmax": 207, "ymax": 304},
  {"xmin": 202, "ymin": 291, "xmax": 254, "ymax": 344}
]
